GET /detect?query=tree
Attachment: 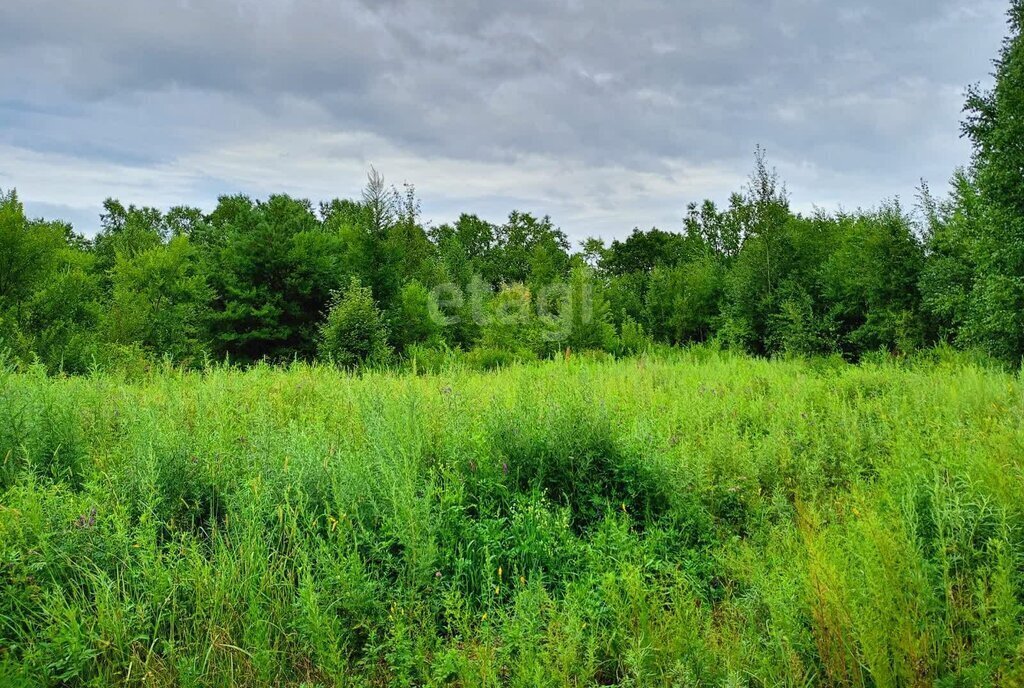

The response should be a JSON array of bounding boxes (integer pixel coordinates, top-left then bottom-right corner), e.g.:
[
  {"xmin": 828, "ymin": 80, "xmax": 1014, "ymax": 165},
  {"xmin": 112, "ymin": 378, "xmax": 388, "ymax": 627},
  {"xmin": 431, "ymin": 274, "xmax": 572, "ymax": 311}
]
[
  {"xmin": 646, "ymin": 257, "xmax": 726, "ymax": 345},
  {"xmin": 318, "ymin": 278, "xmax": 392, "ymax": 368},
  {"xmin": 430, "ymin": 214, "xmax": 497, "ymax": 286},
  {"xmin": 481, "ymin": 283, "xmax": 545, "ymax": 357},
  {"xmin": 384, "ymin": 182, "xmax": 436, "ymax": 292},
  {"xmin": 740, "ymin": 146, "xmax": 791, "ymax": 299},
  {"xmin": 23, "ymin": 248, "xmax": 103, "ymax": 374},
  {"xmin": 615, "ymin": 314, "xmax": 652, "ymax": 356},
  {"xmin": 92, "ymin": 199, "xmax": 167, "ymax": 283},
  {"xmin": 918, "ymin": 173, "xmax": 982, "ymax": 343},
  {"xmin": 104, "ymin": 236, "xmax": 212, "ymax": 363},
  {"xmin": 717, "ymin": 151, "xmax": 796, "ymax": 354},
  {"xmin": 821, "ymin": 203, "xmax": 924, "ymax": 355},
  {"xmin": 547, "ymin": 266, "xmax": 616, "ymax": 352},
  {"xmin": 684, "ymin": 200, "xmax": 743, "ymax": 260},
  {"xmin": 491, "ymin": 212, "xmax": 571, "ymax": 286},
  {"xmin": 0, "ymin": 190, "xmax": 65, "ymax": 320},
  {"xmin": 956, "ymin": 1, "xmax": 1024, "ymax": 362},
  {"xmin": 389, "ymin": 279, "xmax": 443, "ymax": 353},
  {"xmin": 601, "ymin": 227, "xmax": 694, "ymax": 276},
  {"xmin": 206, "ymin": 194, "xmax": 343, "ymax": 362}
]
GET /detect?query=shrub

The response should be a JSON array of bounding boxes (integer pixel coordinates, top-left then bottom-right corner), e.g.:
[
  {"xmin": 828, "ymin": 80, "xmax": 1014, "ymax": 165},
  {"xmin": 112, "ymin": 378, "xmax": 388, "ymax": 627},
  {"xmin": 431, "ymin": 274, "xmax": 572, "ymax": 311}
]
[
  {"xmin": 615, "ymin": 314, "xmax": 652, "ymax": 356},
  {"xmin": 489, "ymin": 403, "xmax": 671, "ymax": 533},
  {"xmin": 389, "ymin": 279, "xmax": 443, "ymax": 354},
  {"xmin": 317, "ymin": 277, "xmax": 392, "ymax": 368}
]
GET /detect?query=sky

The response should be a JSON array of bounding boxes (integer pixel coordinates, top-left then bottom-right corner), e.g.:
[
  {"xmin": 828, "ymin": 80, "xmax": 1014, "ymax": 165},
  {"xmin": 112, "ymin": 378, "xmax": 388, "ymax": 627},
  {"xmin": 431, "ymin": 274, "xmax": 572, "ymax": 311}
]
[{"xmin": 0, "ymin": 0, "xmax": 1011, "ymax": 242}]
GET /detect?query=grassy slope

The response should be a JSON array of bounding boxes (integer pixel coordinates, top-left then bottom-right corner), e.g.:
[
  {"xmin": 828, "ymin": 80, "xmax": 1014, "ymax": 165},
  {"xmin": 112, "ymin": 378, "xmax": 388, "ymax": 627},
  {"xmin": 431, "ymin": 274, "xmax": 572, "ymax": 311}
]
[{"xmin": 1, "ymin": 350, "xmax": 1022, "ymax": 686}]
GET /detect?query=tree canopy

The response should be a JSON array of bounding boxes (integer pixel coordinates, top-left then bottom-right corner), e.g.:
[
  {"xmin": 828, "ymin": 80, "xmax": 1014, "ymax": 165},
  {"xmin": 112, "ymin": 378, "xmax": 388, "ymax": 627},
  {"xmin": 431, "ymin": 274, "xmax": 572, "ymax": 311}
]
[{"xmin": 2, "ymin": 4, "xmax": 1023, "ymax": 370}]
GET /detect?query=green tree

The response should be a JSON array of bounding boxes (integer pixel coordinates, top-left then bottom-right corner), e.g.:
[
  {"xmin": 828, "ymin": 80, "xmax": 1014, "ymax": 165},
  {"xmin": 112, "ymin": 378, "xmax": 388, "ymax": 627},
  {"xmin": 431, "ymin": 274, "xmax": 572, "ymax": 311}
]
[
  {"xmin": 821, "ymin": 203, "xmax": 924, "ymax": 355},
  {"xmin": 104, "ymin": 236, "xmax": 212, "ymax": 363},
  {"xmin": 601, "ymin": 227, "xmax": 694, "ymax": 276},
  {"xmin": 491, "ymin": 212, "xmax": 571, "ymax": 287},
  {"xmin": 206, "ymin": 194, "xmax": 343, "ymax": 362},
  {"xmin": 646, "ymin": 257, "xmax": 725, "ymax": 345},
  {"xmin": 318, "ymin": 277, "xmax": 392, "ymax": 368},
  {"xmin": 956, "ymin": 1, "xmax": 1024, "ymax": 362},
  {"xmin": 389, "ymin": 279, "xmax": 443, "ymax": 354},
  {"xmin": 547, "ymin": 266, "xmax": 616, "ymax": 352},
  {"xmin": 431, "ymin": 215, "xmax": 487, "ymax": 287},
  {"xmin": 0, "ymin": 190, "xmax": 66, "ymax": 319},
  {"xmin": 23, "ymin": 248, "xmax": 103, "ymax": 374},
  {"xmin": 92, "ymin": 199, "xmax": 167, "ymax": 283},
  {"xmin": 481, "ymin": 283, "xmax": 545, "ymax": 357},
  {"xmin": 615, "ymin": 314, "xmax": 652, "ymax": 356},
  {"xmin": 918, "ymin": 174, "xmax": 982, "ymax": 343}
]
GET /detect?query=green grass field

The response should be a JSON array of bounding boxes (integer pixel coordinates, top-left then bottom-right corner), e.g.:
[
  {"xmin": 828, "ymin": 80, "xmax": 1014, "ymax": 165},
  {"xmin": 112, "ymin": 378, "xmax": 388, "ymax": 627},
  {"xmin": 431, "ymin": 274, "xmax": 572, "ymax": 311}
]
[{"xmin": 1, "ymin": 350, "xmax": 1023, "ymax": 686}]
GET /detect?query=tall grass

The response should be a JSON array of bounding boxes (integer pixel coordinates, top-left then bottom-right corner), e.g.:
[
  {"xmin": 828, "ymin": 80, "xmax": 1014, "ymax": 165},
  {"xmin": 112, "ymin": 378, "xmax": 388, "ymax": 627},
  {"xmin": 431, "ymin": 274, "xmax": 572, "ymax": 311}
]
[{"xmin": 0, "ymin": 349, "xmax": 1022, "ymax": 686}]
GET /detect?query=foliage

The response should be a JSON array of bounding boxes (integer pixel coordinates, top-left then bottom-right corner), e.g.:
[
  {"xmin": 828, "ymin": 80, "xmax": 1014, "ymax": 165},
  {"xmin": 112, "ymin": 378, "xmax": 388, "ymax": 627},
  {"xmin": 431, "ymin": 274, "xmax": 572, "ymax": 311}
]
[
  {"xmin": 480, "ymin": 283, "xmax": 548, "ymax": 357},
  {"xmin": 388, "ymin": 279, "xmax": 444, "ymax": 354},
  {"xmin": 317, "ymin": 277, "xmax": 392, "ymax": 368},
  {"xmin": 104, "ymin": 235, "xmax": 212, "ymax": 363},
  {"xmin": 1, "ymin": 7, "xmax": 1024, "ymax": 368},
  {"xmin": 953, "ymin": 0, "xmax": 1024, "ymax": 363},
  {"xmin": 1, "ymin": 351, "xmax": 1023, "ymax": 684},
  {"xmin": 547, "ymin": 266, "xmax": 617, "ymax": 353}
]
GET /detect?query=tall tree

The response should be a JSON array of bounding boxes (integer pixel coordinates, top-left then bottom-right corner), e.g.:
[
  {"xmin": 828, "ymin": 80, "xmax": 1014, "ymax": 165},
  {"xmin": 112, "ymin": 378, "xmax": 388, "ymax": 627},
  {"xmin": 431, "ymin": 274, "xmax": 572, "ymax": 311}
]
[
  {"xmin": 206, "ymin": 195, "xmax": 343, "ymax": 362},
  {"xmin": 957, "ymin": 1, "xmax": 1024, "ymax": 362},
  {"xmin": 104, "ymin": 236, "xmax": 212, "ymax": 362},
  {"xmin": 0, "ymin": 190, "xmax": 65, "ymax": 320}
]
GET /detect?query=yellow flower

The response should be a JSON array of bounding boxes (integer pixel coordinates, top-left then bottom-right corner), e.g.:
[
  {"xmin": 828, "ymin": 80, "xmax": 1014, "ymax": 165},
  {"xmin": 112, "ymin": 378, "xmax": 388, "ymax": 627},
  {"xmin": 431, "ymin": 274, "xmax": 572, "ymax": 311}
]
[
  {"xmin": 498, "ymin": 566, "xmax": 503, "ymax": 579},
  {"xmin": 482, "ymin": 613, "xmax": 488, "ymax": 620}
]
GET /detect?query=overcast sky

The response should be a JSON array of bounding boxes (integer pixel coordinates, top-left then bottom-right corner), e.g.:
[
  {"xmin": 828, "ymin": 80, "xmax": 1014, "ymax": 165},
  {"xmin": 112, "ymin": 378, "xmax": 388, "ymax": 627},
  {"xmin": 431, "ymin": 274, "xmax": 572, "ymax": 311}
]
[{"xmin": 0, "ymin": 0, "xmax": 1010, "ymax": 241}]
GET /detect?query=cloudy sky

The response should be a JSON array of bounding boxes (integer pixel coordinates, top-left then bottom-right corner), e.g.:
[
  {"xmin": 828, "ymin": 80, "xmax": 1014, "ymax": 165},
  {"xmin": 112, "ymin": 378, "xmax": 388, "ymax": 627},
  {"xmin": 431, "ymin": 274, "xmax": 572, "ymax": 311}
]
[{"xmin": 0, "ymin": 0, "xmax": 1010, "ymax": 241}]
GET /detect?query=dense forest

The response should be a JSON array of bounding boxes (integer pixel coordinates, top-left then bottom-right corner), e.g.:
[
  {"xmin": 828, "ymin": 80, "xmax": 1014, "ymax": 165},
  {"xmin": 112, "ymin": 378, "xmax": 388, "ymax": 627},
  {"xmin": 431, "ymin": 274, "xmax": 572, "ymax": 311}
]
[{"xmin": 2, "ymin": 4, "xmax": 1023, "ymax": 373}]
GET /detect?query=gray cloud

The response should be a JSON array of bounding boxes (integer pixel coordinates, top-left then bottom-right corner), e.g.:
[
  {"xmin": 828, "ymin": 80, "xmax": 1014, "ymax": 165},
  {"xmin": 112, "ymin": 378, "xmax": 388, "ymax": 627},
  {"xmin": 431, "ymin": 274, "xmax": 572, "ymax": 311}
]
[{"xmin": 0, "ymin": 0, "xmax": 1010, "ymax": 239}]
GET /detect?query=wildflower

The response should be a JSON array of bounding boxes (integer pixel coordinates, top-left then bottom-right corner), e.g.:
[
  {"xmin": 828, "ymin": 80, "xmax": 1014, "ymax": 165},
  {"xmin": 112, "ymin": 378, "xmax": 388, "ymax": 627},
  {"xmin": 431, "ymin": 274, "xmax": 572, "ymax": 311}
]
[
  {"xmin": 435, "ymin": 570, "xmax": 442, "ymax": 579},
  {"xmin": 498, "ymin": 566, "xmax": 503, "ymax": 579},
  {"xmin": 482, "ymin": 613, "xmax": 487, "ymax": 620},
  {"xmin": 519, "ymin": 576, "xmax": 526, "ymax": 585}
]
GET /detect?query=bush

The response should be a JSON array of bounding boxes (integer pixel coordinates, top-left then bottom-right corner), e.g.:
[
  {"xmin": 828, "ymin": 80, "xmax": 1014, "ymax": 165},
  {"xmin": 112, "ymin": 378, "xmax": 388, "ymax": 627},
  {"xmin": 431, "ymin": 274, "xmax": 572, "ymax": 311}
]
[
  {"xmin": 489, "ymin": 403, "xmax": 671, "ymax": 533},
  {"xmin": 547, "ymin": 266, "xmax": 616, "ymax": 353},
  {"xmin": 615, "ymin": 314, "xmax": 652, "ymax": 356},
  {"xmin": 317, "ymin": 277, "xmax": 392, "ymax": 368},
  {"xmin": 389, "ymin": 279, "xmax": 443, "ymax": 354},
  {"xmin": 481, "ymin": 283, "xmax": 547, "ymax": 356}
]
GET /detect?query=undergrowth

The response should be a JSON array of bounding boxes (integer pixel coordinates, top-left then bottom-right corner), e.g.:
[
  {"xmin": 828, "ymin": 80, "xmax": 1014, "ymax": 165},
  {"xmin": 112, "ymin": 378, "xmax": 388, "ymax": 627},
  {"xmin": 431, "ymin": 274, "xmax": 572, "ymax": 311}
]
[{"xmin": 0, "ymin": 349, "xmax": 1022, "ymax": 686}]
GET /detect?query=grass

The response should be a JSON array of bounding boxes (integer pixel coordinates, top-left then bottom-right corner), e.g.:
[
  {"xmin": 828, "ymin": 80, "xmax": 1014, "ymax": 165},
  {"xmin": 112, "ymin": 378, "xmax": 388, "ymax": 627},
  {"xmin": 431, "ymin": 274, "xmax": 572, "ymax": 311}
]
[{"xmin": 0, "ymin": 348, "xmax": 1023, "ymax": 686}]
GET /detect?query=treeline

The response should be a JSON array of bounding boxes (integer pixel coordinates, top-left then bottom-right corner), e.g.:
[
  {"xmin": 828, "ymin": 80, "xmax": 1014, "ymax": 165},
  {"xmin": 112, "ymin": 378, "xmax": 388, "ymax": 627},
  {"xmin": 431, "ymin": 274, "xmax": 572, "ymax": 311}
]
[{"xmin": 2, "ymin": 3, "xmax": 1023, "ymax": 373}]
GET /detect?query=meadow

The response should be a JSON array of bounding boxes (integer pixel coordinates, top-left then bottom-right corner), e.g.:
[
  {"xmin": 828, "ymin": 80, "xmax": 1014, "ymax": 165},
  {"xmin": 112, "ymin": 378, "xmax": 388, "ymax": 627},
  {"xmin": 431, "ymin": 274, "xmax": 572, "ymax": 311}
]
[{"xmin": 1, "ymin": 349, "xmax": 1022, "ymax": 686}]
